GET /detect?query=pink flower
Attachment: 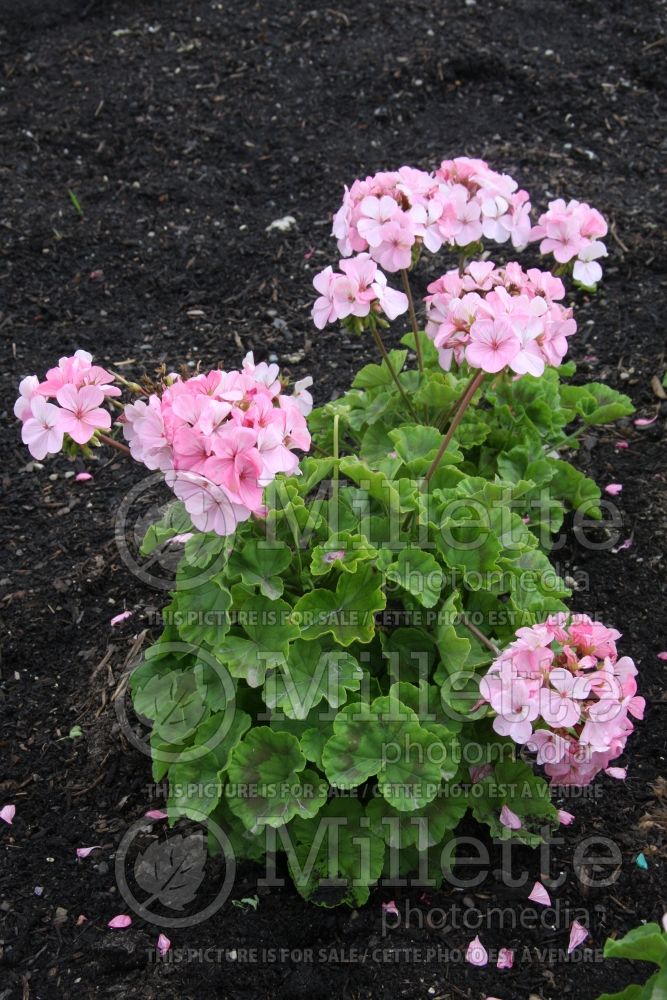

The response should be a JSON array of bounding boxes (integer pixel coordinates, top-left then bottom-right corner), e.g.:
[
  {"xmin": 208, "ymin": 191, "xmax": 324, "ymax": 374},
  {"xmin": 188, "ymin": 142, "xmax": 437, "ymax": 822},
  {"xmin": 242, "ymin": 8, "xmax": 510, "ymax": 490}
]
[
  {"xmin": 157, "ymin": 933, "xmax": 171, "ymax": 956},
  {"xmin": 56, "ymin": 384, "xmax": 111, "ymax": 445},
  {"xmin": 357, "ymin": 195, "xmax": 400, "ymax": 247},
  {"xmin": 312, "ymin": 267, "xmax": 338, "ymax": 329},
  {"xmin": 604, "ymin": 483, "xmax": 623, "ymax": 496},
  {"xmin": 539, "ymin": 668, "xmax": 583, "ymax": 729},
  {"xmin": 14, "ymin": 375, "xmax": 40, "ymax": 421},
  {"xmin": 573, "ymin": 241, "xmax": 607, "ymax": 286},
  {"xmin": 21, "ymin": 397, "xmax": 64, "ymax": 459},
  {"xmin": 568, "ymin": 920, "xmax": 589, "ymax": 953},
  {"xmin": 499, "ymin": 805, "xmax": 522, "ymax": 830},
  {"xmin": 108, "ymin": 914, "xmax": 132, "ymax": 929},
  {"xmin": 170, "ymin": 472, "xmax": 250, "ymax": 537},
  {"xmin": 0, "ymin": 804, "xmax": 16, "ymax": 825},
  {"xmin": 497, "ymin": 947, "xmax": 514, "ymax": 969},
  {"xmin": 528, "ymin": 881, "xmax": 551, "ymax": 906},
  {"xmin": 466, "ymin": 316, "xmax": 520, "ymax": 373},
  {"xmin": 465, "ymin": 935, "xmax": 488, "ymax": 966},
  {"xmin": 371, "ymin": 270, "xmax": 409, "ymax": 319},
  {"xmin": 372, "ymin": 216, "xmax": 415, "ymax": 272}
]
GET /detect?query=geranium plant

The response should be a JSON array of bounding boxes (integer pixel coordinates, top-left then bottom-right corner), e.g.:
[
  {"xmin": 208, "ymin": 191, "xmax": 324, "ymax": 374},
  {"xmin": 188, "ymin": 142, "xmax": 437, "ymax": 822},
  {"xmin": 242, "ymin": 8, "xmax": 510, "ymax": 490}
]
[{"xmin": 15, "ymin": 155, "xmax": 642, "ymax": 908}]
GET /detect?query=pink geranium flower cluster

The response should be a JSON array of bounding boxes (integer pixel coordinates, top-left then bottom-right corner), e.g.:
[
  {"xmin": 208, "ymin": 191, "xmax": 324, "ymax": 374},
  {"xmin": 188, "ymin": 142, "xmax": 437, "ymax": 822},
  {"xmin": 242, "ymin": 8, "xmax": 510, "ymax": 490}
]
[
  {"xmin": 122, "ymin": 353, "xmax": 312, "ymax": 535},
  {"xmin": 530, "ymin": 198, "xmax": 608, "ymax": 287},
  {"xmin": 331, "ymin": 157, "xmax": 533, "ymax": 268},
  {"xmin": 14, "ymin": 350, "xmax": 118, "ymax": 459},
  {"xmin": 479, "ymin": 615, "xmax": 645, "ymax": 786},
  {"xmin": 312, "ymin": 253, "xmax": 409, "ymax": 329},
  {"xmin": 424, "ymin": 261, "xmax": 576, "ymax": 375}
]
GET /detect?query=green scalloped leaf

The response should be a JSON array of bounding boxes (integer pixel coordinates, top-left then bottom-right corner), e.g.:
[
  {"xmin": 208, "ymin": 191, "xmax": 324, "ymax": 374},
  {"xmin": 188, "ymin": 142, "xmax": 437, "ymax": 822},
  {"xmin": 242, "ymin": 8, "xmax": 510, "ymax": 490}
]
[
  {"xmin": 226, "ymin": 539, "xmax": 293, "ymax": 600},
  {"xmin": 321, "ymin": 696, "xmax": 444, "ymax": 811},
  {"xmin": 386, "ymin": 547, "xmax": 444, "ymax": 608},
  {"xmin": 262, "ymin": 639, "xmax": 363, "ymax": 719},
  {"xmin": 310, "ymin": 531, "xmax": 378, "ymax": 577},
  {"xmin": 292, "ymin": 564, "xmax": 386, "ymax": 646},
  {"xmin": 226, "ymin": 727, "xmax": 326, "ymax": 831}
]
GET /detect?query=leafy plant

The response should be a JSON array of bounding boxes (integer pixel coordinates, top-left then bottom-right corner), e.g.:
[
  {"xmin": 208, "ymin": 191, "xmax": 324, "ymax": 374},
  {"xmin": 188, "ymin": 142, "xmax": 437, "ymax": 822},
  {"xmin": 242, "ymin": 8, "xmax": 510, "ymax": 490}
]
[{"xmin": 596, "ymin": 922, "xmax": 667, "ymax": 1000}]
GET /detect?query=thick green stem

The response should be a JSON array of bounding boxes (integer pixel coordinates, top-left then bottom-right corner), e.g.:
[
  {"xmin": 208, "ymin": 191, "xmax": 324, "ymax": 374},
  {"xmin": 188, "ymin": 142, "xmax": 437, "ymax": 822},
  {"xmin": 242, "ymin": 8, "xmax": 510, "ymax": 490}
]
[
  {"xmin": 400, "ymin": 268, "xmax": 424, "ymax": 374},
  {"xmin": 370, "ymin": 322, "xmax": 419, "ymax": 422},
  {"xmin": 423, "ymin": 370, "xmax": 486, "ymax": 484}
]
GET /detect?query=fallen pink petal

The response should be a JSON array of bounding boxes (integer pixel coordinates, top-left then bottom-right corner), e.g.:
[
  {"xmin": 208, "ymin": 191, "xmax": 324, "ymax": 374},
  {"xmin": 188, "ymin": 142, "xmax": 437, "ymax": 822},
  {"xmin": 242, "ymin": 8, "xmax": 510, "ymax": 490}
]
[
  {"xmin": 157, "ymin": 933, "xmax": 171, "ymax": 955},
  {"xmin": 76, "ymin": 846, "xmax": 102, "ymax": 859},
  {"xmin": 144, "ymin": 809, "xmax": 168, "ymax": 821},
  {"xmin": 382, "ymin": 900, "xmax": 399, "ymax": 918},
  {"xmin": 634, "ymin": 415, "xmax": 658, "ymax": 427},
  {"xmin": 499, "ymin": 805, "xmax": 522, "ymax": 830},
  {"xmin": 76, "ymin": 914, "xmax": 88, "ymax": 926},
  {"xmin": 528, "ymin": 881, "xmax": 551, "ymax": 906},
  {"xmin": 108, "ymin": 914, "xmax": 132, "ymax": 929},
  {"xmin": 605, "ymin": 766, "xmax": 627, "ymax": 780},
  {"xmin": 110, "ymin": 610, "xmax": 133, "ymax": 626},
  {"xmin": 0, "ymin": 804, "xmax": 16, "ymax": 825},
  {"xmin": 465, "ymin": 935, "xmax": 489, "ymax": 966},
  {"xmin": 615, "ymin": 440, "xmax": 629, "ymax": 448},
  {"xmin": 558, "ymin": 810, "xmax": 575, "ymax": 826},
  {"xmin": 612, "ymin": 536, "xmax": 633, "ymax": 553},
  {"xmin": 568, "ymin": 919, "xmax": 589, "ymax": 953},
  {"xmin": 604, "ymin": 483, "xmax": 623, "ymax": 495},
  {"xmin": 657, "ymin": 652, "xmax": 667, "ymax": 662},
  {"xmin": 497, "ymin": 947, "xmax": 514, "ymax": 969},
  {"xmin": 75, "ymin": 472, "xmax": 93, "ymax": 482}
]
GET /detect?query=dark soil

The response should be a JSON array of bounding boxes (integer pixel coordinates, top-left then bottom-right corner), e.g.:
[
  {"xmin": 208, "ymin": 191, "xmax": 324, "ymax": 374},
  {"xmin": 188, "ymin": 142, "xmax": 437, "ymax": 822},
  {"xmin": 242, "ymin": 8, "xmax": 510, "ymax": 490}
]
[{"xmin": 1, "ymin": 1, "xmax": 666, "ymax": 998}]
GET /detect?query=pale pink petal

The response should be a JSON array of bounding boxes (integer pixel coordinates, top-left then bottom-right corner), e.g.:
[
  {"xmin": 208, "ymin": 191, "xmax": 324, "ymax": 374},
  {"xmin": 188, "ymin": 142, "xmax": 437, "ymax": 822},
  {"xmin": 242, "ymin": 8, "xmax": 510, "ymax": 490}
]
[
  {"xmin": 157, "ymin": 933, "xmax": 171, "ymax": 956},
  {"xmin": 615, "ymin": 440, "xmax": 629, "ymax": 449},
  {"xmin": 568, "ymin": 919, "xmax": 589, "ymax": 953},
  {"xmin": 382, "ymin": 900, "xmax": 399, "ymax": 917},
  {"xmin": 499, "ymin": 805, "xmax": 522, "ymax": 830},
  {"xmin": 0, "ymin": 804, "xmax": 15, "ymax": 825},
  {"xmin": 604, "ymin": 483, "xmax": 623, "ymax": 496},
  {"xmin": 108, "ymin": 914, "xmax": 132, "ymax": 929},
  {"xmin": 634, "ymin": 415, "xmax": 658, "ymax": 427},
  {"xmin": 657, "ymin": 652, "xmax": 667, "ymax": 662},
  {"xmin": 558, "ymin": 810, "xmax": 575, "ymax": 826},
  {"xmin": 605, "ymin": 766, "xmax": 627, "ymax": 780},
  {"xmin": 144, "ymin": 809, "xmax": 168, "ymax": 821},
  {"xmin": 76, "ymin": 915, "xmax": 88, "ymax": 926},
  {"xmin": 110, "ymin": 610, "xmax": 133, "ymax": 626},
  {"xmin": 76, "ymin": 846, "xmax": 102, "ymax": 859},
  {"xmin": 75, "ymin": 472, "xmax": 93, "ymax": 482},
  {"xmin": 497, "ymin": 947, "xmax": 514, "ymax": 969},
  {"xmin": 465, "ymin": 935, "xmax": 488, "ymax": 966},
  {"xmin": 528, "ymin": 881, "xmax": 551, "ymax": 906}
]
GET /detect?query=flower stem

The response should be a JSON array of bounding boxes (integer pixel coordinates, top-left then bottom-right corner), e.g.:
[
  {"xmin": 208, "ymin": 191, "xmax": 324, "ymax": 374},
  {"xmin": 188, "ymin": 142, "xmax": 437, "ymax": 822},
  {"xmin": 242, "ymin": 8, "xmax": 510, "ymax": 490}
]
[
  {"xmin": 423, "ymin": 370, "xmax": 486, "ymax": 484},
  {"xmin": 98, "ymin": 432, "xmax": 131, "ymax": 455},
  {"xmin": 401, "ymin": 268, "xmax": 424, "ymax": 374},
  {"xmin": 370, "ymin": 322, "xmax": 419, "ymax": 422},
  {"xmin": 459, "ymin": 613, "xmax": 500, "ymax": 656}
]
